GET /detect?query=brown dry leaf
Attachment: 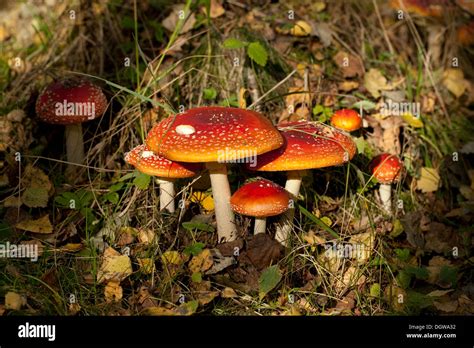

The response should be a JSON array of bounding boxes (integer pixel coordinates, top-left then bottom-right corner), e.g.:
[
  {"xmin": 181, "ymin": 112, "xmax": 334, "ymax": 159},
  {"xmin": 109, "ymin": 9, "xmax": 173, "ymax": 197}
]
[
  {"xmin": 97, "ymin": 247, "xmax": 133, "ymax": 283},
  {"xmin": 240, "ymin": 234, "xmax": 282, "ymax": 271},
  {"xmin": 238, "ymin": 87, "xmax": 248, "ymax": 109},
  {"xmin": 68, "ymin": 302, "xmax": 81, "ymax": 315},
  {"xmin": 189, "ymin": 249, "xmax": 213, "ymax": 274},
  {"xmin": 333, "ymin": 51, "xmax": 363, "ymax": 78},
  {"xmin": 162, "ymin": 5, "xmax": 196, "ymax": 34},
  {"xmin": 338, "ymin": 81, "xmax": 359, "ymax": 92},
  {"xmin": 442, "ymin": 68, "xmax": 469, "ymax": 98},
  {"xmin": 285, "ymin": 86, "xmax": 311, "ymax": 109},
  {"xmin": 416, "ymin": 167, "xmax": 440, "ymax": 193},
  {"xmin": 364, "ymin": 68, "xmax": 394, "ymax": 98},
  {"xmin": 433, "ymin": 298, "xmax": 458, "ymax": 313},
  {"xmin": 205, "ymin": 249, "xmax": 235, "ymax": 275},
  {"xmin": 195, "ymin": 290, "xmax": 219, "ymax": 305},
  {"xmin": 303, "ymin": 230, "xmax": 326, "ymax": 246},
  {"xmin": 424, "ymin": 222, "xmax": 458, "ymax": 255},
  {"xmin": 59, "ymin": 243, "xmax": 83, "ymax": 252},
  {"xmin": 137, "ymin": 229, "xmax": 155, "ymax": 244},
  {"xmin": 5, "ymin": 291, "xmax": 26, "ymax": 310},
  {"xmin": 4, "ymin": 196, "xmax": 22, "ymax": 208},
  {"xmin": 421, "ymin": 93, "xmax": 436, "ymax": 113},
  {"xmin": 116, "ymin": 227, "xmax": 137, "ymax": 246},
  {"xmin": 104, "ymin": 280, "xmax": 123, "ymax": 303},
  {"xmin": 205, "ymin": 0, "xmax": 225, "ymax": 18},
  {"xmin": 16, "ymin": 215, "xmax": 53, "ymax": 234},
  {"xmin": 221, "ymin": 287, "xmax": 238, "ymax": 298}
]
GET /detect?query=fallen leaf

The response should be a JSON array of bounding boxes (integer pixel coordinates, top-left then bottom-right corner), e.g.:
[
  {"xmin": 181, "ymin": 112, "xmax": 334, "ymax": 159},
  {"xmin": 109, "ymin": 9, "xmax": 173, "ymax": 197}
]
[
  {"xmin": 259, "ymin": 265, "xmax": 282, "ymax": 299},
  {"xmin": 333, "ymin": 51, "xmax": 364, "ymax": 78},
  {"xmin": 4, "ymin": 196, "xmax": 22, "ymax": 208},
  {"xmin": 416, "ymin": 167, "xmax": 440, "ymax": 193},
  {"xmin": 205, "ymin": 248, "xmax": 235, "ymax": 275},
  {"xmin": 5, "ymin": 292, "xmax": 26, "ymax": 310},
  {"xmin": 290, "ymin": 20, "xmax": 312, "ymax": 36},
  {"xmin": 190, "ymin": 191, "xmax": 215, "ymax": 211},
  {"xmin": 189, "ymin": 249, "xmax": 213, "ymax": 274},
  {"xmin": 97, "ymin": 247, "xmax": 133, "ymax": 283},
  {"xmin": 205, "ymin": 0, "xmax": 225, "ymax": 18},
  {"xmin": 402, "ymin": 112, "xmax": 424, "ymax": 128},
  {"xmin": 16, "ymin": 215, "xmax": 53, "ymax": 234},
  {"xmin": 338, "ymin": 81, "xmax": 359, "ymax": 92},
  {"xmin": 162, "ymin": 5, "xmax": 196, "ymax": 34},
  {"xmin": 221, "ymin": 287, "xmax": 238, "ymax": 298},
  {"xmin": 104, "ymin": 280, "xmax": 123, "ymax": 303},
  {"xmin": 195, "ymin": 290, "xmax": 219, "ymax": 305},
  {"xmin": 442, "ymin": 68, "xmax": 469, "ymax": 98},
  {"xmin": 241, "ymin": 234, "xmax": 282, "ymax": 271},
  {"xmin": 162, "ymin": 250, "xmax": 185, "ymax": 266},
  {"xmin": 144, "ymin": 306, "xmax": 177, "ymax": 316},
  {"xmin": 20, "ymin": 165, "xmax": 52, "ymax": 208},
  {"xmin": 364, "ymin": 68, "xmax": 393, "ymax": 98},
  {"xmin": 427, "ymin": 289, "xmax": 454, "ymax": 297},
  {"xmin": 137, "ymin": 258, "xmax": 155, "ymax": 274},
  {"xmin": 433, "ymin": 298, "xmax": 458, "ymax": 312},
  {"xmin": 59, "ymin": 243, "xmax": 83, "ymax": 252},
  {"xmin": 137, "ymin": 229, "xmax": 155, "ymax": 244}
]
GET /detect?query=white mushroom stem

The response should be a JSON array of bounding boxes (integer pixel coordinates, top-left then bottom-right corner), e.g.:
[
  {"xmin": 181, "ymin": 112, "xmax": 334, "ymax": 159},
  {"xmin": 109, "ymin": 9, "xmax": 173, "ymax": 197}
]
[
  {"xmin": 379, "ymin": 184, "xmax": 392, "ymax": 213},
  {"xmin": 206, "ymin": 162, "xmax": 237, "ymax": 242},
  {"xmin": 275, "ymin": 170, "xmax": 305, "ymax": 246},
  {"xmin": 254, "ymin": 217, "xmax": 266, "ymax": 234},
  {"xmin": 157, "ymin": 178, "xmax": 175, "ymax": 213},
  {"xmin": 65, "ymin": 124, "xmax": 85, "ymax": 175}
]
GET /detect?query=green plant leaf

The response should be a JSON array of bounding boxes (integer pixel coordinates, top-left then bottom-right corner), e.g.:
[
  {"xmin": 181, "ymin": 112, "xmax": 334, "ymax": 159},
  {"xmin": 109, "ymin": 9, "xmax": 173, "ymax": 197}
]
[
  {"xmin": 203, "ymin": 87, "xmax": 217, "ymax": 100},
  {"xmin": 394, "ymin": 248, "xmax": 410, "ymax": 262},
  {"xmin": 133, "ymin": 172, "xmax": 151, "ymax": 190},
  {"xmin": 259, "ymin": 265, "xmax": 282, "ymax": 299},
  {"xmin": 191, "ymin": 272, "xmax": 202, "ymax": 283},
  {"xmin": 223, "ymin": 38, "xmax": 246, "ymax": 49},
  {"xmin": 184, "ymin": 242, "xmax": 206, "ymax": 256},
  {"xmin": 247, "ymin": 42, "xmax": 268, "ymax": 67}
]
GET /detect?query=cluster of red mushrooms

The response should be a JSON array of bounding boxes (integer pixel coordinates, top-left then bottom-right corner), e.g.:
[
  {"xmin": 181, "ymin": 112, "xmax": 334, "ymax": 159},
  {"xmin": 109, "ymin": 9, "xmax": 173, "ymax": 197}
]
[{"xmin": 34, "ymin": 78, "xmax": 403, "ymax": 247}]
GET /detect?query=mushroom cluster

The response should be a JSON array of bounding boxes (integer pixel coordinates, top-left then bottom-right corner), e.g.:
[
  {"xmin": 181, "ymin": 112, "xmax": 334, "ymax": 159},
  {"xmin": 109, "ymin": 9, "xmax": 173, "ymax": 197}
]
[{"xmin": 125, "ymin": 106, "xmax": 360, "ymax": 247}]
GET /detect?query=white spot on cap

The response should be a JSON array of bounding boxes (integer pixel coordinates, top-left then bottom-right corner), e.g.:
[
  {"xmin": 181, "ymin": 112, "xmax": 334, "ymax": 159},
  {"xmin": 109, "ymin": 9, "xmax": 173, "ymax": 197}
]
[
  {"xmin": 176, "ymin": 124, "xmax": 196, "ymax": 135},
  {"xmin": 141, "ymin": 151, "xmax": 155, "ymax": 158}
]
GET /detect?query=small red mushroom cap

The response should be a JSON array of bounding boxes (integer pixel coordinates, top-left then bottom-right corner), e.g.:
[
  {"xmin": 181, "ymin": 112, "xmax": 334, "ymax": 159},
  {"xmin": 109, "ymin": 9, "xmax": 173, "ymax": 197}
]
[
  {"xmin": 125, "ymin": 144, "xmax": 201, "ymax": 179},
  {"xmin": 330, "ymin": 109, "xmax": 362, "ymax": 132},
  {"xmin": 146, "ymin": 106, "xmax": 284, "ymax": 163},
  {"xmin": 230, "ymin": 179, "xmax": 290, "ymax": 217},
  {"xmin": 369, "ymin": 154, "xmax": 403, "ymax": 184},
  {"xmin": 247, "ymin": 121, "xmax": 357, "ymax": 172},
  {"xmin": 36, "ymin": 78, "xmax": 107, "ymax": 125}
]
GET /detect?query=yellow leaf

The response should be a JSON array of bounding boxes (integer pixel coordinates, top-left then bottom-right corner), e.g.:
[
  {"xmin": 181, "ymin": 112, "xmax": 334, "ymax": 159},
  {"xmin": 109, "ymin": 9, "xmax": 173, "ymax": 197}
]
[
  {"xmin": 97, "ymin": 247, "xmax": 133, "ymax": 283},
  {"xmin": 189, "ymin": 249, "xmax": 213, "ymax": 274},
  {"xmin": 442, "ymin": 68, "xmax": 469, "ymax": 98},
  {"xmin": 290, "ymin": 20, "xmax": 312, "ymax": 36},
  {"xmin": 191, "ymin": 191, "xmax": 215, "ymax": 212},
  {"xmin": 238, "ymin": 88, "xmax": 247, "ymax": 109},
  {"xmin": 338, "ymin": 81, "xmax": 359, "ymax": 92},
  {"xmin": 161, "ymin": 250, "xmax": 183, "ymax": 266},
  {"xmin": 364, "ymin": 68, "xmax": 393, "ymax": 98},
  {"xmin": 60, "ymin": 243, "xmax": 83, "ymax": 252},
  {"xmin": 137, "ymin": 258, "xmax": 155, "ymax": 274},
  {"xmin": 320, "ymin": 216, "xmax": 332, "ymax": 227},
  {"xmin": 402, "ymin": 112, "xmax": 424, "ymax": 128},
  {"xmin": 416, "ymin": 167, "xmax": 440, "ymax": 193},
  {"xmin": 5, "ymin": 291, "xmax": 26, "ymax": 310},
  {"xmin": 16, "ymin": 215, "xmax": 53, "ymax": 234},
  {"xmin": 144, "ymin": 306, "xmax": 176, "ymax": 316},
  {"xmin": 104, "ymin": 280, "xmax": 123, "ymax": 303}
]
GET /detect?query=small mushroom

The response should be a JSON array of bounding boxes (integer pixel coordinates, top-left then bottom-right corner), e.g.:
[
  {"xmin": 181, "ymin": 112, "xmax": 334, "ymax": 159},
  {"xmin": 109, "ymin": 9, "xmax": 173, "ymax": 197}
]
[
  {"xmin": 35, "ymin": 78, "xmax": 107, "ymax": 178},
  {"xmin": 369, "ymin": 153, "xmax": 403, "ymax": 213},
  {"xmin": 230, "ymin": 179, "xmax": 290, "ymax": 234},
  {"xmin": 330, "ymin": 109, "xmax": 362, "ymax": 132},
  {"xmin": 124, "ymin": 144, "xmax": 201, "ymax": 213},
  {"xmin": 146, "ymin": 106, "xmax": 284, "ymax": 242},
  {"xmin": 248, "ymin": 121, "xmax": 357, "ymax": 246}
]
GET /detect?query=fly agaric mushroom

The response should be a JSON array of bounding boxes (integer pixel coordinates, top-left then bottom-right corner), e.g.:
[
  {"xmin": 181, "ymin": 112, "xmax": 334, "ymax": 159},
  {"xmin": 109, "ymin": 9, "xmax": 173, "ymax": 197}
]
[
  {"xmin": 36, "ymin": 78, "xmax": 107, "ymax": 177},
  {"xmin": 369, "ymin": 153, "xmax": 403, "ymax": 213},
  {"xmin": 330, "ymin": 109, "xmax": 362, "ymax": 132},
  {"xmin": 230, "ymin": 179, "xmax": 290, "ymax": 235},
  {"xmin": 146, "ymin": 106, "xmax": 284, "ymax": 243},
  {"xmin": 125, "ymin": 144, "xmax": 201, "ymax": 213},
  {"xmin": 247, "ymin": 121, "xmax": 356, "ymax": 246}
]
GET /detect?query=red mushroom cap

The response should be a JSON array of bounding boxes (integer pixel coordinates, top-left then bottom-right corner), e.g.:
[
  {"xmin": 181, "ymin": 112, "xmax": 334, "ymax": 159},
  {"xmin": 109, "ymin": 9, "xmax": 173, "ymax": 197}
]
[
  {"xmin": 146, "ymin": 106, "xmax": 284, "ymax": 163},
  {"xmin": 247, "ymin": 121, "xmax": 357, "ymax": 171},
  {"xmin": 369, "ymin": 154, "xmax": 403, "ymax": 184},
  {"xmin": 389, "ymin": 0, "xmax": 447, "ymax": 17},
  {"xmin": 330, "ymin": 109, "xmax": 362, "ymax": 132},
  {"xmin": 36, "ymin": 78, "xmax": 107, "ymax": 125},
  {"xmin": 457, "ymin": 21, "xmax": 474, "ymax": 46},
  {"xmin": 125, "ymin": 144, "xmax": 201, "ymax": 179},
  {"xmin": 230, "ymin": 179, "xmax": 290, "ymax": 217}
]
